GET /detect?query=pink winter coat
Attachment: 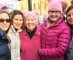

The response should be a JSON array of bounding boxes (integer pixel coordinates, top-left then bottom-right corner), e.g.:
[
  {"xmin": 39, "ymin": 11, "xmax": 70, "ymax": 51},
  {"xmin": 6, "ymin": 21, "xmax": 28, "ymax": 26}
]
[
  {"xmin": 19, "ymin": 26, "xmax": 41, "ymax": 60},
  {"xmin": 39, "ymin": 18, "xmax": 70, "ymax": 60}
]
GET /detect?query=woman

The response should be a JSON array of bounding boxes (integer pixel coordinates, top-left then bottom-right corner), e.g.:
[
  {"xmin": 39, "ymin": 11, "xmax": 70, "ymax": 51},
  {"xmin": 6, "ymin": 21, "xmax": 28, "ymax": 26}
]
[
  {"xmin": 7, "ymin": 10, "xmax": 24, "ymax": 60},
  {"xmin": 66, "ymin": 5, "xmax": 73, "ymax": 60},
  {"xmin": 0, "ymin": 9, "xmax": 11, "ymax": 60},
  {"xmin": 19, "ymin": 11, "xmax": 41, "ymax": 60},
  {"xmin": 39, "ymin": 1, "xmax": 70, "ymax": 60}
]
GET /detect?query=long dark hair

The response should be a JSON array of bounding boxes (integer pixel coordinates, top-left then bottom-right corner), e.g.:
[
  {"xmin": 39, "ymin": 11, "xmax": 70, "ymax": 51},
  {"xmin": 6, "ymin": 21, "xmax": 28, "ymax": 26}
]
[
  {"xmin": 66, "ymin": 5, "xmax": 73, "ymax": 14},
  {"xmin": 0, "ymin": 9, "xmax": 11, "ymax": 33},
  {"xmin": 66, "ymin": 5, "xmax": 73, "ymax": 29},
  {"xmin": 10, "ymin": 10, "xmax": 25, "ymax": 30}
]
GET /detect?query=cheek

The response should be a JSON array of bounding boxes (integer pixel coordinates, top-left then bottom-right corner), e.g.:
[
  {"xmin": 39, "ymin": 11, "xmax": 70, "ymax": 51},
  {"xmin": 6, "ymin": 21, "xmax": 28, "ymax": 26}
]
[
  {"xmin": 0, "ymin": 23, "xmax": 5, "ymax": 27},
  {"xmin": 25, "ymin": 21, "xmax": 28, "ymax": 25},
  {"xmin": 0, "ymin": 23, "xmax": 10, "ymax": 29},
  {"xmin": 68, "ymin": 20, "xmax": 73, "ymax": 23},
  {"xmin": 13, "ymin": 20, "xmax": 18, "ymax": 24},
  {"xmin": 13, "ymin": 21, "xmax": 16, "ymax": 25},
  {"xmin": 20, "ymin": 21, "xmax": 23, "ymax": 25},
  {"xmin": 0, "ymin": 24, "xmax": 2, "ymax": 28},
  {"xmin": 0, "ymin": 23, "xmax": 2, "ymax": 26},
  {"xmin": 5, "ymin": 23, "xmax": 10, "ymax": 28},
  {"xmin": 25, "ymin": 22, "xmax": 29, "ymax": 27},
  {"xmin": 67, "ymin": 20, "xmax": 73, "ymax": 25}
]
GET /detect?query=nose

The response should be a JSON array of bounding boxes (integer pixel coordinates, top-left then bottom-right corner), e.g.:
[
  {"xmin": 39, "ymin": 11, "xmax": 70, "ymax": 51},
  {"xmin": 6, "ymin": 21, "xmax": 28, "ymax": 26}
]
[
  {"xmin": 52, "ymin": 12, "xmax": 56, "ymax": 15},
  {"xmin": 3, "ymin": 21, "xmax": 7, "ymax": 24},
  {"xmin": 17, "ymin": 20, "xmax": 22, "ymax": 24},
  {"xmin": 29, "ymin": 19, "xmax": 32, "ymax": 23}
]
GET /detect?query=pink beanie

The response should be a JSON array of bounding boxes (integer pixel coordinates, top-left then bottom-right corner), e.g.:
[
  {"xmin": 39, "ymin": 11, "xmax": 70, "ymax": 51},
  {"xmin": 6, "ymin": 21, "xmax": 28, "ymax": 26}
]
[
  {"xmin": 50, "ymin": 0, "xmax": 66, "ymax": 3},
  {"xmin": 48, "ymin": 1, "xmax": 63, "ymax": 13},
  {"xmin": 0, "ymin": 4, "xmax": 5, "ymax": 9},
  {"xmin": 24, "ymin": 11, "xmax": 38, "ymax": 20}
]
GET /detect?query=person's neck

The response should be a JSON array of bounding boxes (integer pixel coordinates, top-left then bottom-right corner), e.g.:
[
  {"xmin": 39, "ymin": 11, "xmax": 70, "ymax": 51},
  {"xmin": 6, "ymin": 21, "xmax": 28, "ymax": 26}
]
[{"xmin": 27, "ymin": 28, "xmax": 36, "ymax": 32}]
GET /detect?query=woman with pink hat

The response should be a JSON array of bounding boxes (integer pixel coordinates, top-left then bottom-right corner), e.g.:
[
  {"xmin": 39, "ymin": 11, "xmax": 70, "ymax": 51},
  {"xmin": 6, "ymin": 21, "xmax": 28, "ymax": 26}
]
[
  {"xmin": 19, "ymin": 11, "xmax": 41, "ymax": 60},
  {"xmin": 39, "ymin": 1, "xmax": 70, "ymax": 60}
]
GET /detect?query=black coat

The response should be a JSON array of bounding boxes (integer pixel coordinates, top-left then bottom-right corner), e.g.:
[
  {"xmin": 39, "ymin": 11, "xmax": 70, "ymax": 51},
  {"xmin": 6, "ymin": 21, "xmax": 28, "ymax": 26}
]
[
  {"xmin": 67, "ymin": 30, "xmax": 73, "ymax": 60},
  {"xmin": 0, "ymin": 29, "xmax": 11, "ymax": 60}
]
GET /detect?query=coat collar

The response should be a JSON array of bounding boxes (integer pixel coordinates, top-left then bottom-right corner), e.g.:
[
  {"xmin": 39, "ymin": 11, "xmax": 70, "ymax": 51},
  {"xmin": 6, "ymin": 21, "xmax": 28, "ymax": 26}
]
[
  {"xmin": 10, "ymin": 25, "xmax": 22, "ymax": 33},
  {"xmin": 43, "ymin": 17, "xmax": 64, "ymax": 29}
]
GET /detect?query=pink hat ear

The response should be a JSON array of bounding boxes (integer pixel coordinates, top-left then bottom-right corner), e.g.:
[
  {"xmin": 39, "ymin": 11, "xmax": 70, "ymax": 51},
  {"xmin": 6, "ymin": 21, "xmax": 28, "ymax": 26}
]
[
  {"xmin": 32, "ymin": 11, "xmax": 39, "ymax": 16},
  {"xmin": 0, "ymin": 4, "xmax": 5, "ymax": 9},
  {"xmin": 59, "ymin": 0, "xmax": 66, "ymax": 3}
]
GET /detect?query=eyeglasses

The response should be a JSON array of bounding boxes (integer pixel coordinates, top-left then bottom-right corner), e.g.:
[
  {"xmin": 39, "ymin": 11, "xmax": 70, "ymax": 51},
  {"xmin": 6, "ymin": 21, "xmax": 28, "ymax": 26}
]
[
  {"xmin": 48, "ymin": 11, "xmax": 61, "ymax": 14},
  {"xmin": 26, "ymin": 19, "xmax": 35, "ymax": 21},
  {"xmin": 0, "ymin": 19, "xmax": 11, "ymax": 23}
]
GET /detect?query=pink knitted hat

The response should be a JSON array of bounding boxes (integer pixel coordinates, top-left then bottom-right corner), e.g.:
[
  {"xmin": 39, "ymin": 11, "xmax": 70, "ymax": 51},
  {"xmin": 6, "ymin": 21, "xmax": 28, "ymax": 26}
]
[
  {"xmin": 0, "ymin": 4, "xmax": 5, "ymax": 9},
  {"xmin": 48, "ymin": 1, "xmax": 63, "ymax": 13},
  {"xmin": 50, "ymin": 0, "xmax": 66, "ymax": 3},
  {"xmin": 24, "ymin": 11, "xmax": 38, "ymax": 20}
]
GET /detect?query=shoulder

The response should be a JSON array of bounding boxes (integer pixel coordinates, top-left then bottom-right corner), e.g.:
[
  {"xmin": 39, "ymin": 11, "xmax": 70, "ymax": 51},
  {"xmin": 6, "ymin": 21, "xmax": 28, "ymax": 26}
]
[
  {"xmin": 37, "ymin": 25, "xmax": 42, "ymax": 31},
  {"xmin": 59, "ymin": 20, "xmax": 70, "ymax": 31},
  {"xmin": 19, "ymin": 30, "xmax": 26, "ymax": 36}
]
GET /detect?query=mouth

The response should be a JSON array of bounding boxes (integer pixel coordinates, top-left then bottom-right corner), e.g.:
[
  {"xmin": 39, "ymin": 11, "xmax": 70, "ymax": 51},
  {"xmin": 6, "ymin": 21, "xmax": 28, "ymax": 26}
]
[{"xmin": 50, "ymin": 15, "xmax": 58, "ymax": 18}]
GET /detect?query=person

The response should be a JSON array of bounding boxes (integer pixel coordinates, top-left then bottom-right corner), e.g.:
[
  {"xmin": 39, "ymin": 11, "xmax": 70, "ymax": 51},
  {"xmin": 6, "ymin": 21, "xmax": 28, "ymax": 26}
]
[
  {"xmin": 7, "ymin": 10, "xmax": 24, "ymax": 60},
  {"xmin": 0, "ymin": 9, "xmax": 11, "ymax": 60},
  {"xmin": 19, "ymin": 11, "xmax": 41, "ymax": 60},
  {"xmin": 66, "ymin": 5, "xmax": 73, "ymax": 60},
  {"xmin": 39, "ymin": 1, "xmax": 70, "ymax": 60}
]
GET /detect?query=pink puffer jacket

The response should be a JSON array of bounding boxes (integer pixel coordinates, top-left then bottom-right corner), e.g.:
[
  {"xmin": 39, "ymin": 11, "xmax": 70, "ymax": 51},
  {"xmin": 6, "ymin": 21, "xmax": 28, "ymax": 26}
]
[
  {"xmin": 39, "ymin": 18, "xmax": 70, "ymax": 60},
  {"xmin": 19, "ymin": 26, "xmax": 41, "ymax": 60}
]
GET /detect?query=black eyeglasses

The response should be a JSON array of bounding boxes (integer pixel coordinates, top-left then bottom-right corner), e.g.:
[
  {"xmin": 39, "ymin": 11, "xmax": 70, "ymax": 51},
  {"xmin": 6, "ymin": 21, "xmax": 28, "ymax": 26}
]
[
  {"xmin": 0, "ymin": 19, "xmax": 11, "ymax": 23},
  {"xmin": 48, "ymin": 11, "xmax": 61, "ymax": 14}
]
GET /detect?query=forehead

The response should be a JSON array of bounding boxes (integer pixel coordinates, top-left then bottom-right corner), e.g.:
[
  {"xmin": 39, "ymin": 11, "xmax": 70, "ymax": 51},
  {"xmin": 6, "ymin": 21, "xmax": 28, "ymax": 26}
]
[
  {"xmin": 0, "ymin": 13, "xmax": 9, "ymax": 19},
  {"xmin": 67, "ymin": 9, "xmax": 73, "ymax": 14},
  {"xmin": 48, "ymin": 8, "xmax": 60, "ymax": 11},
  {"xmin": 26, "ymin": 15, "xmax": 34, "ymax": 19},
  {"xmin": 14, "ymin": 14, "xmax": 23, "ymax": 18}
]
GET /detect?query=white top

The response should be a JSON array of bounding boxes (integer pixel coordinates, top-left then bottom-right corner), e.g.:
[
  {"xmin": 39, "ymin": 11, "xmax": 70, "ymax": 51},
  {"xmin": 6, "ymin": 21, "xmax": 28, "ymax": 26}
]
[{"xmin": 7, "ymin": 25, "xmax": 22, "ymax": 60}]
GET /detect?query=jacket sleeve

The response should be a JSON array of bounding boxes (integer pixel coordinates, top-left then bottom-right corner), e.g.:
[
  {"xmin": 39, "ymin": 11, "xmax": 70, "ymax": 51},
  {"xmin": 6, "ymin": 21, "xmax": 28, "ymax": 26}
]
[{"xmin": 39, "ymin": 27, "xmax": 71, "ymax": 57}]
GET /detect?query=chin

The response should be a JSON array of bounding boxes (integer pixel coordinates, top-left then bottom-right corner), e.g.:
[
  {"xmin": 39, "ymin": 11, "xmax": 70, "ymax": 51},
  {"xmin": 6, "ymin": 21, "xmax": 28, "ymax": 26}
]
[
  {"xmin": 3, "ymin": 29, "xmax": 7, "ymax": 31},
  {"xmin": 51, "ymin": 19, "xmax": 57, "ymax": 21}
]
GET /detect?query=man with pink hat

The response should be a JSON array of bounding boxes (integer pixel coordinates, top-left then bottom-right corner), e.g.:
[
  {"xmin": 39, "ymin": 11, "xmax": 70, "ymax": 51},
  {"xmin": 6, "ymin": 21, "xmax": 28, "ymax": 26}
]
[{"xmin": 39, "ymin": 1, "xmax": 70, "ymax": 60}]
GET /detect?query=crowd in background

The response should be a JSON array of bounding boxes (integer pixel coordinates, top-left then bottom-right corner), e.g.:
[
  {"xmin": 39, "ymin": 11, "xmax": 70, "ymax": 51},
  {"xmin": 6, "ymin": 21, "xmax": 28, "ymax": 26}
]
[{"xmin": 0, "ymin": 0, "xmax": 73, "ymax": 60}]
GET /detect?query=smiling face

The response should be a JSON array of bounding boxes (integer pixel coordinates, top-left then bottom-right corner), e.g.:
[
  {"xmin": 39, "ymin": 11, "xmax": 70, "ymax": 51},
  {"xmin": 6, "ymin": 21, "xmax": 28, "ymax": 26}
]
[
  {"xmin": 12, "ymin": 14, "xmax": 23, "ymax": 29},
  {"xmin": 66, "ymin": 9, "xmax": 73, "ymax": 25},
  {"xmin": 0, "ymin": 13, "xmax": 10, "ymax": 31},
  {"xmin": 48, "ymin": 9, "xmax": 61, "ymax": 22},
  {"xmin": 25, "ymin": 15, "xmax": 37, "ymax": 31}
]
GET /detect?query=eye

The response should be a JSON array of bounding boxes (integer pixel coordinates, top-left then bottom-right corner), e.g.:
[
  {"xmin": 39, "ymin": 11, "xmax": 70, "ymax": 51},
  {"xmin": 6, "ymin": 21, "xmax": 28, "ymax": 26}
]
[
  {"xmin": 14, "ymin": 19, "xmax": 23, "ymax": 21},
  {"xmin": 67, "ymin": 14, "xmax": 71, "ymax": 17}
]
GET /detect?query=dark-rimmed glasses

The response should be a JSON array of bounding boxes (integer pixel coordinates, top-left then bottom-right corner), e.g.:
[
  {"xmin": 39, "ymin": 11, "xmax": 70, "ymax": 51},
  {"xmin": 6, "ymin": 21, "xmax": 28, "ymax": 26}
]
[{"xmin": 48, "ymin": 11, "xmax": 61, "ymax": 14}]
